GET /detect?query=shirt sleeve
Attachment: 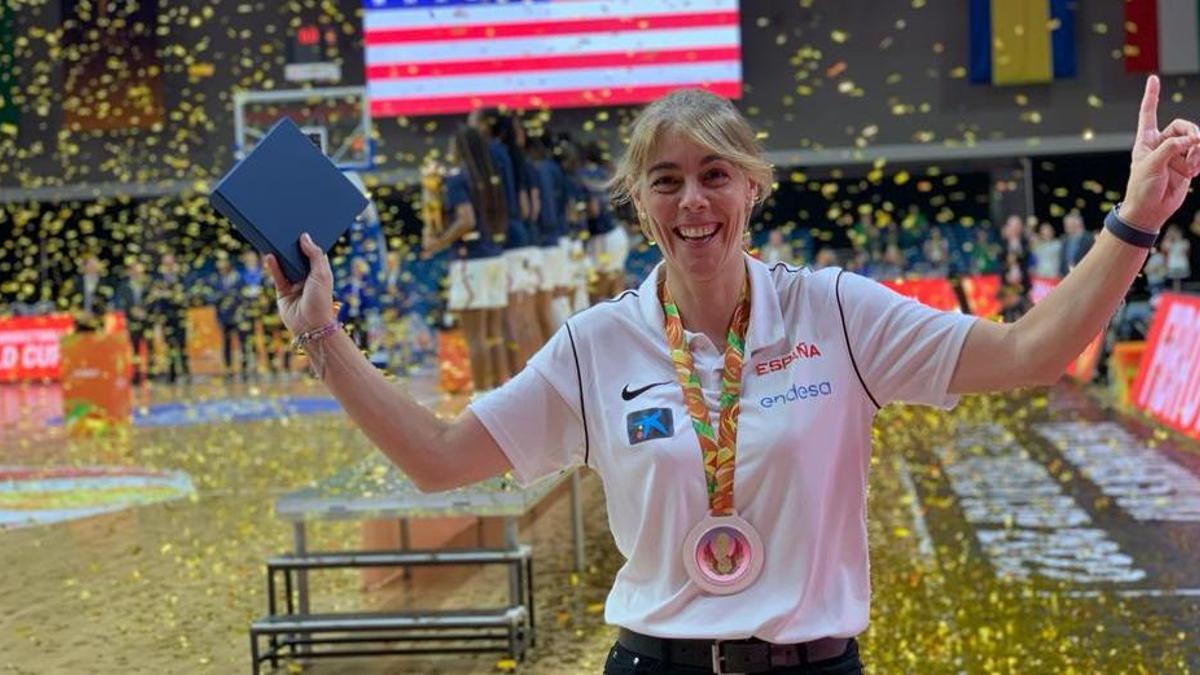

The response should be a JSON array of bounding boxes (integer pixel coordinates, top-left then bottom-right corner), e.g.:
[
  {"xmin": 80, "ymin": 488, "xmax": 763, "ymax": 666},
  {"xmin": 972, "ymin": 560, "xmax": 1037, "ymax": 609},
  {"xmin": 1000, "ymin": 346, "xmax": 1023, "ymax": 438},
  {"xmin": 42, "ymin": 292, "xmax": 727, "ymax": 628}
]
[
  {"xmin": 489, "ymin": 145, "xmax": 518, "ymax": 207},
  {"xmin": 467, "ymin": 324, "xmax": 587, "ymax": 486},
  {"xmin": 444, "ymin": 174, "xmax": 470, "ymax": 210},
  {"xmin": 836, "ymin": 270, "xmax": 976, "ymax": 410}
]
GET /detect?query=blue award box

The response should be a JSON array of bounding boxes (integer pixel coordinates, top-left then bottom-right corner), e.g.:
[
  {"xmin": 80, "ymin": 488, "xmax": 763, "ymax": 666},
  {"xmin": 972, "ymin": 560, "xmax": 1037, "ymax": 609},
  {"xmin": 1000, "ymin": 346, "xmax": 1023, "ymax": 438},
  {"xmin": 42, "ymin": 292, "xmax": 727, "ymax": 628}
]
[{"xmin": 210, "ymin": 117, "xmax": 368, "ymax": 283}]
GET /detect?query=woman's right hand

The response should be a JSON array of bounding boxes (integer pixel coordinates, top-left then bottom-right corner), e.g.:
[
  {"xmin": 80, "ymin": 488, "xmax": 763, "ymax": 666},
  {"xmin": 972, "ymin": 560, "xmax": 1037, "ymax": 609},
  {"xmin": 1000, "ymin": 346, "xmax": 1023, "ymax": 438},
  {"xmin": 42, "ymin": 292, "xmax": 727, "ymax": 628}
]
[{"xmin": 264, "ymin": 233, "xmax": 335, "ymax": 335}]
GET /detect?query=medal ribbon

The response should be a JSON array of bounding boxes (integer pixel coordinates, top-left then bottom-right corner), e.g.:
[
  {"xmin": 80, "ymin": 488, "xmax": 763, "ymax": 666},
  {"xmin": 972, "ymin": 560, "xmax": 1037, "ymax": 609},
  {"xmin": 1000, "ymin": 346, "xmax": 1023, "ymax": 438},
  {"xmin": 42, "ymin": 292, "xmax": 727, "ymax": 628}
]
[{"xmin": 659, "ymin": 272, "xmax": 751, "ymax": 517}]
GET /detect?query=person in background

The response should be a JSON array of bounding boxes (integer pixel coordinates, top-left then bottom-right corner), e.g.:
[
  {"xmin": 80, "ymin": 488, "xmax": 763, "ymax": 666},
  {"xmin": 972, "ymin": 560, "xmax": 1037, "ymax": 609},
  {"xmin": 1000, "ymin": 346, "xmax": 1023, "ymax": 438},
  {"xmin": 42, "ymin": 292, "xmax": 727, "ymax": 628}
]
[
  {"xmin": 1001, "ymin": 250, "xmax": 1031, "ymax": 319},
  {"xmin": 114, "ymin": 260, "xmax": 151, "ymax": 384},
  {"xmin": 1059, "ymin": 211, "xmax": 1095, "ymax": 276},
  {"xmin": 813, "ymin": 247, "xmax": 839, "ymax": 270},
  {"xmin": 846, "ymin": 249, "xmax": 870, "ymax": 276},
  {"xmin": 1022, "ymin": 215, "xmax": 1040, "ymax": 250},
  {"xmin": 378, "ymin": 250, "xmax": 406, "ymax": 369},
  {"xmin": 424, "ymin": 125, "xmax": 511, "ymax": 391},
  {"xmin": 879, "ymin": 218, "xmax": 902, "ymax": 261},
  {"xmin": 427, "ymin": 124, "xmax": 511, "ymax": 389},
  {"xmin": 513, "ymin": 116, "xmax": 549, "ymax": 345},
  {"xmin": 382, "ymin": 251, "xmax": 404, "ymax": 319},
  {"xmin": 997, "ymin": 216, "xmax": 1033, "ymax": 318},
  {"xmin": 239, "ymin": 250, "xmax": 268, "ymax": 379},
  {"xmin": 527, "ymin": 130, "xmax": 570, "ymax": 338},
  {"xmin": 338, "ymin": 257, "xmax": 377, "ymax": 350},
  {"xmin": 969, "ymin": 227, "xmax": 1000, "ymax": 274},
  {"xmin": 581, "ymin": 141, "xmax": 628, "ymax": 302},
  {"xmin": 923, "ymin": 227, "xmax": 950, "ymax": 277},
  {"xmin": 1145, "ymin": 243, "xmax": 1169, "ymax": 297},
  {"xmin": 71, "ymin": 254, "xmax": 110, "ymax": 328},
  {"xmin": 549, "ymin": 134, "xmax": 582, "ymax": 322},
  {"xmin": 900, "ymin": 204, "xmax": 931, "ymax": 256},
  {"xmin": 1163, "ymin": 223, "xmax": 1192, "ymax": 291},
  {"xmin": 1002, "ymin": 215, "xmax": 1028, "ymax": 254},
  {"xmin": 470, "ymin": 108, "xmax": 543, "ymax": 372},
  {"xmin": 850, "ymin": 208, "xmax": 874, "ymax": 254},
  {"xmin": 149, "ymin": 251, "xmax": 190, "ymax": 384},
  {"xmin": 759, "ymin": 228, "xmax": 794, "ymax": 266},
  {"xmin": 261, "ymin": 268, "xmax": 292, "ymax": 377},
  {"xmin": 873, "ymin": 243, "xmax": 905, "ymax": 281},
  {"xmin": 213, "ymin": 255, "xmax": 248, "ymax": 380},
  {"xmin": 557, "ymin": 135, "xmax": 593, "ymax": 315},
  {"xmin": 1001, "ymin": 214, "xmax": 1031, "ymax": 295},
  {"xmin": 1031, "ymin": 222, "xmax": 1063, "ymax": 280}
]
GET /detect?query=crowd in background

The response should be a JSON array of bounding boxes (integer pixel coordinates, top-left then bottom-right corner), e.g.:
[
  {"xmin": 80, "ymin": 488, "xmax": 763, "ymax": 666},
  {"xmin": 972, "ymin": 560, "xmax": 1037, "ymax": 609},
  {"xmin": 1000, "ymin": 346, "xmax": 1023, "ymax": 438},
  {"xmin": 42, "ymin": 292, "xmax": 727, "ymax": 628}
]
[
  {"xmin": 26, "ymin": 248, "xmax": 293, "ymax": 385},
  {"xmin": 4, "ymin": 155, "xmax": 1199, "ymax": 389},
  {"xmin": 755, "ymin": 205, "xmax": 1194, "ymax": 320},
  {"xmin": 0, "ymin": 107, "xmax": 638, "ymax": 392}
]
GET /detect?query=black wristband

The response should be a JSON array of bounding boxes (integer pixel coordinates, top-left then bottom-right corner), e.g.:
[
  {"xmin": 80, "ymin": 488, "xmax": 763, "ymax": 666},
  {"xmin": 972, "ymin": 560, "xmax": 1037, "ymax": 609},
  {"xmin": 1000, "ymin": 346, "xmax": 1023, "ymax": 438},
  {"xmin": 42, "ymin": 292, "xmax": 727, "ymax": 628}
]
[{"xmin": 1105, "ymin": 204, "xmax": 1159, "ymax": 249}]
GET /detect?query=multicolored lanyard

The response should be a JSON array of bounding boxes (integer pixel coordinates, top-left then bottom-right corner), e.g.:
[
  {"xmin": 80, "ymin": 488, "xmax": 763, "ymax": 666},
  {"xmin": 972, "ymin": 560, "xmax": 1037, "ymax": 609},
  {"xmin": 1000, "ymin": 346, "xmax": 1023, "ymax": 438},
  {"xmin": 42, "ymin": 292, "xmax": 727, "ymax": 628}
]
[{"xmin": 659, "ymin": 273, "xmax": 751, "ymax": 517}]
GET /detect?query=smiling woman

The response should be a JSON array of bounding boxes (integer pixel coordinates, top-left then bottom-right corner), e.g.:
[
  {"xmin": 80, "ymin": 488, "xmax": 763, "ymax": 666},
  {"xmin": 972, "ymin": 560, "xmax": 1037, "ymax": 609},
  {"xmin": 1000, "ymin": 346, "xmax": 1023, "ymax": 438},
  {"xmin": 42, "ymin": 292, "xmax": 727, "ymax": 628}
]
[
  {"xmin": 265, "ymin": 78, "xmax": 1200, "ymax": 675},
  {"xmin": 608, "ymin": 91, "xmax": 773, "ymax": 347}
]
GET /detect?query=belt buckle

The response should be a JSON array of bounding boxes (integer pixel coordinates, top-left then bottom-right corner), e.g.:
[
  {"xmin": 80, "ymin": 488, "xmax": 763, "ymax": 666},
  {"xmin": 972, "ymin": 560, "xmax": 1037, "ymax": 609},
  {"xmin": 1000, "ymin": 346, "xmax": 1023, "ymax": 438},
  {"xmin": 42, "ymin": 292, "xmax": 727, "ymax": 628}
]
[{"xmin": 711, "ymin": 640, "xmax": 746, "ymax": 675}]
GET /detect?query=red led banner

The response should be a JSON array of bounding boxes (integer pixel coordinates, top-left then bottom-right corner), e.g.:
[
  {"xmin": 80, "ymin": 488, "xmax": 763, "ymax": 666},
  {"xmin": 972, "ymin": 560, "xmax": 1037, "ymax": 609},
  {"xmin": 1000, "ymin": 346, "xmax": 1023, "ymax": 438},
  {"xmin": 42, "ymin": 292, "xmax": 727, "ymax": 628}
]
[
  {"xmin": 0, "ymin": 314, "xmax": 75, "ymax": 381},
  {"xmin": 0, "ymin": 313, "xmax": 128, "ymax": 382},
  {"xmin": 1131, "ymin": 293, "xmax": 1200, "ymax": 440},
  {"xmin": 880, "ymin": 278, "xmax": 961, "ymax": 312}
]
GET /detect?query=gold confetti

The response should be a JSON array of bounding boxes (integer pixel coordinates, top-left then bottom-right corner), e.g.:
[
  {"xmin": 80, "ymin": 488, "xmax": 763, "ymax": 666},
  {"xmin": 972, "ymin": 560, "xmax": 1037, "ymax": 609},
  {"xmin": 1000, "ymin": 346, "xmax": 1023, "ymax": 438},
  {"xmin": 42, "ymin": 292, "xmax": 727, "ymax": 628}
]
[{"xmin": 0, "ymin": 4, "xmax": 1194, "ymax": 674}]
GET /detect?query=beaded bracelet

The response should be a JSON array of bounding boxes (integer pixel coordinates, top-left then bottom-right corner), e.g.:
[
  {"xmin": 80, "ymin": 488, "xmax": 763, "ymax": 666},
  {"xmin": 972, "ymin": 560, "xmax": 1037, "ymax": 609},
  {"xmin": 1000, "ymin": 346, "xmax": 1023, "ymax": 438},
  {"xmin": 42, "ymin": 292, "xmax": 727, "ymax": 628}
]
[{"xmin": 290, "ymin": 321, "xmax": 343, "ymax": 354}]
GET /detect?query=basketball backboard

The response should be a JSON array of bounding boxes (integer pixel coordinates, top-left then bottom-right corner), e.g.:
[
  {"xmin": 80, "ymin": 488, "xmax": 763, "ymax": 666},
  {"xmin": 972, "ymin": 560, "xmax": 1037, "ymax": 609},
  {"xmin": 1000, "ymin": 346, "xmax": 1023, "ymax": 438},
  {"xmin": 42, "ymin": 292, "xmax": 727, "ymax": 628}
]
[{"xmin": 233, "ymin": 86, "xmax": 372, "ymax": 170}]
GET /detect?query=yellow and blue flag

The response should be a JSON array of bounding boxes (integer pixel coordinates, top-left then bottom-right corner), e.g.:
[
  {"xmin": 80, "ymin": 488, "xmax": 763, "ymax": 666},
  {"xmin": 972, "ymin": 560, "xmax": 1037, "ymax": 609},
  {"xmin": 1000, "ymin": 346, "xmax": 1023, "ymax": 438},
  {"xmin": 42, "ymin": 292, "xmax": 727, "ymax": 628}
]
[{"xmin": 969, "ymin": 0, "xmax": 1076, "ymax": 86}]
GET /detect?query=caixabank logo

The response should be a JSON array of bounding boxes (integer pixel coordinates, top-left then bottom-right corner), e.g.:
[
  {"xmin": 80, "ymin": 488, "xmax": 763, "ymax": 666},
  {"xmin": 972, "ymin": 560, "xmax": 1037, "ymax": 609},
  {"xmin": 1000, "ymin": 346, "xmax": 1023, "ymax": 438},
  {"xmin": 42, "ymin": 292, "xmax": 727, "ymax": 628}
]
[{"xmin": 626, "ymin": 407, "xmax": 674, "ymax": 445}]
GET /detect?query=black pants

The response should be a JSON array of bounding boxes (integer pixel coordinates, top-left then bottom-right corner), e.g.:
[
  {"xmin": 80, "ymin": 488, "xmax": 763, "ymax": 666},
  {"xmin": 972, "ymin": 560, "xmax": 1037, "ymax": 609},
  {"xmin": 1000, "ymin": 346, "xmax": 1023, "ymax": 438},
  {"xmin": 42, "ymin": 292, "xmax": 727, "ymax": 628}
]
[
  {"xmin": 220, "ymin": 323, "xmax": 251, "ymax": 377},
  {"xmin": 603, "ymin": 639, "xmax": 862, "ymax": 675},
  {"xmin": 161, "ymin": 320, "xmax": 190, "ymax": 382},
  {"xmin": 128, "ymin": 323, "xmax": 149, "ymax": 384}
]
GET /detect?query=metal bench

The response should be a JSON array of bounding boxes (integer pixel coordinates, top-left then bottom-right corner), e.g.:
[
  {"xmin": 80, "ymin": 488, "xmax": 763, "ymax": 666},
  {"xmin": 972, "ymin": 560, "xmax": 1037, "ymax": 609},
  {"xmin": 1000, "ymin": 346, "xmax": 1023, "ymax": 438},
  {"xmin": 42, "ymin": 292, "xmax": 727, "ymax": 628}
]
[
  {"xmin": 249, "ymin": 607, "xmax": 530, "ymax": 673},
  {"xmin": 250, "ymin": 545, "xmax": 534, "ymax": 674},
  {"xmin": 250, "ymin": 458, "xmax": 583, "ymax": 673},
  {"xmin": 267, "ymin": 546, "xmax": 534, "ymax": 570}
]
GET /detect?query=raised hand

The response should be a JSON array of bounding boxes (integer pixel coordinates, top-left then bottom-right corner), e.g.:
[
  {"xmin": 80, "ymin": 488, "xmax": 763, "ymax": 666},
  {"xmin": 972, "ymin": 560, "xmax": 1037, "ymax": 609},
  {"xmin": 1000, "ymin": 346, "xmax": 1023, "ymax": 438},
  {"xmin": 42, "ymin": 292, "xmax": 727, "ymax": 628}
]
[
  {"xmin": 1122, "ymin": 75, "xmax": 1200, "ymax": 232},
  {"xmin": 263, "ymin": 233, "xmax": 336, "ymax": 336}
]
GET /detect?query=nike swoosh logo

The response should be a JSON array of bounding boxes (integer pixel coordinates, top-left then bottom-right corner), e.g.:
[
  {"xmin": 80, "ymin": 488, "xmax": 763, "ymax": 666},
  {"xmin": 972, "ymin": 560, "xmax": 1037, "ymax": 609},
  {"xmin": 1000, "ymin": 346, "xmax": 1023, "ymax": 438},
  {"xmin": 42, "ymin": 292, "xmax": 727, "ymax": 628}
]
[{"xmin": 622, "ymin": 381, "xmax": 673, "ymax": 401}]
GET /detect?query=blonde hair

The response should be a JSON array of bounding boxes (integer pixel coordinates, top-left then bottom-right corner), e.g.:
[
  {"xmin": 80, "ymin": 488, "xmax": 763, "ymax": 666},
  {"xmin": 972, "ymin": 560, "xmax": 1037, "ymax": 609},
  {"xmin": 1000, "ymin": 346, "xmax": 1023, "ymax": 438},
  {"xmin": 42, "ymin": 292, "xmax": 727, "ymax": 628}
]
[{"xmin": 609, "ymin": 89, "xmax": 774, "ymax": 208}]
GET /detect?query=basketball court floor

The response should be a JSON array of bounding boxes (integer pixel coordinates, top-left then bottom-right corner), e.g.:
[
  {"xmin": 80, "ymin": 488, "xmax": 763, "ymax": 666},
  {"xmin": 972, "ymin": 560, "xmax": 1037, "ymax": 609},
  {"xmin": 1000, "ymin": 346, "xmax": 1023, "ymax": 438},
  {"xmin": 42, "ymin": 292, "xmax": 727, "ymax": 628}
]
[{"xmin": 1, "ymin": 374, "xmax": 1197, "ymax": 673}]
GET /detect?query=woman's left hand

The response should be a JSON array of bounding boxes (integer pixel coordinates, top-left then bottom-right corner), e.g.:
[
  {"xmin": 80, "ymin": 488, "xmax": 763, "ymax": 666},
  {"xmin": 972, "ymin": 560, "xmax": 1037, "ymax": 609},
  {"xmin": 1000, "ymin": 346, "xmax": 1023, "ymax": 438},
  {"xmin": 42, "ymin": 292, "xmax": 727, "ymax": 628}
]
[{"xmin": 1122, "ymin": 75, "xmax": 1200, "ymax": 232}]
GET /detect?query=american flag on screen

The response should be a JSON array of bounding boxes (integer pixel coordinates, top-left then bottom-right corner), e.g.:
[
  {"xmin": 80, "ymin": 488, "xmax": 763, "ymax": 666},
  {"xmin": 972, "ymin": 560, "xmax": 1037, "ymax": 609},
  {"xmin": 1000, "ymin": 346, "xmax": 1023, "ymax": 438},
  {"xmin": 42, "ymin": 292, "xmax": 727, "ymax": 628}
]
[{"xmin": 363, "ymin": 0, "xmax": 742, "ymax": 117}]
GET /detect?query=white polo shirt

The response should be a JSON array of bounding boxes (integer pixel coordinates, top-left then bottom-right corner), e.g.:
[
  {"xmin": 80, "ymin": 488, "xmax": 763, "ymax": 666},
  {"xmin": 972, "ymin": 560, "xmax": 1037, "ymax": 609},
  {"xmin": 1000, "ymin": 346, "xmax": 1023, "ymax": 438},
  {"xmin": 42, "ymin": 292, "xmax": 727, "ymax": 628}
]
[{"xmin": 469, "ymin": 253, "xmax": 976, "ymax": 643}]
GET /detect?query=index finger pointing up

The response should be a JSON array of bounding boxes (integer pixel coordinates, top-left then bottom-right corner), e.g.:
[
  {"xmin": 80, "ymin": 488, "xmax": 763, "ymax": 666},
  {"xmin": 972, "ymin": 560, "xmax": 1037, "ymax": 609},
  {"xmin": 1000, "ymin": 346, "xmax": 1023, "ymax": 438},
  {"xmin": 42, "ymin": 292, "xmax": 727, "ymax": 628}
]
[{"xmin": 1139, "ymin": 74, "xmax": 1161, "ymax": 134}]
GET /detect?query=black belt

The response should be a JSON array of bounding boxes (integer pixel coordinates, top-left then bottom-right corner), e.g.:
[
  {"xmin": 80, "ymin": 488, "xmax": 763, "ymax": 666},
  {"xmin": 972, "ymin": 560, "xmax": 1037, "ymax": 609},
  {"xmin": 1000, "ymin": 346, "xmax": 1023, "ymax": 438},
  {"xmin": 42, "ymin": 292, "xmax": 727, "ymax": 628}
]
[{"xmin": 617, "ymin": 627, "xmax": 852, "ymax": 674}]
